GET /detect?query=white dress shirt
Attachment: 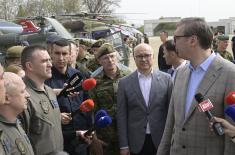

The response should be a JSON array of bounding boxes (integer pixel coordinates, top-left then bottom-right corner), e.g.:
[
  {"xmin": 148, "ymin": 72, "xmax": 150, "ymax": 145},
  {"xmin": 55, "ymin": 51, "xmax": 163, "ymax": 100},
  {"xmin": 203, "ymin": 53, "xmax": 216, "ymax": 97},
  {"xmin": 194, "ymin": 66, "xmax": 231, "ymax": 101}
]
[{"xmin": 137, "ymin": 69, "xmax": 153, "ymax": 134}]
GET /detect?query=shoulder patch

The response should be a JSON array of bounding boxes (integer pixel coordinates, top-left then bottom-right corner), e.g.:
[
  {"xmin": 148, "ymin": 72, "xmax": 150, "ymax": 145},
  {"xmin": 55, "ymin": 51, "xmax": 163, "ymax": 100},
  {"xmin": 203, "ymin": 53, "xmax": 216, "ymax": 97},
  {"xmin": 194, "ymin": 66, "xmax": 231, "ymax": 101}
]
[{"xmin": 0, "ymin": 132, "xmax": 12, "ymax": 154}]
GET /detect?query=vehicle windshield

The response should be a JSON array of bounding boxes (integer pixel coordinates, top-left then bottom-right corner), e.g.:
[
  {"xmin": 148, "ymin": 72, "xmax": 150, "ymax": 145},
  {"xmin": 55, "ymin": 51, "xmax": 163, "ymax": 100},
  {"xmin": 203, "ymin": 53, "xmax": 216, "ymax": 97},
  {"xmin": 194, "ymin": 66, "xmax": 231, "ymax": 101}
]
[{"xmin": 45, "ymin": 17, "xmax": 73, "ymax": 39}]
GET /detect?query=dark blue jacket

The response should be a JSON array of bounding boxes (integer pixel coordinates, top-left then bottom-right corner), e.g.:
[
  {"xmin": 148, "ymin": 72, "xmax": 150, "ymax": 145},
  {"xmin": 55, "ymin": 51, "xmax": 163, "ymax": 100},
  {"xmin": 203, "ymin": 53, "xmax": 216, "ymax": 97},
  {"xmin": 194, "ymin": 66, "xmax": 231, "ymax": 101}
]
[{"xmin": 45, "ymin": 66, "xmax": 92, "ymax": 138}]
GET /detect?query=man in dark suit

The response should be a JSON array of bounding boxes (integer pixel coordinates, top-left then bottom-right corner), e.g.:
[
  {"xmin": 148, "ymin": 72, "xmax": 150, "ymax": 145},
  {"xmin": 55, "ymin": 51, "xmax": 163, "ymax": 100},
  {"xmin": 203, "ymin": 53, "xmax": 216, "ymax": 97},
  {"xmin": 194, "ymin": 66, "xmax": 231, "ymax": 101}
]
[
  {"xmin": 157, "ymin": 18, "xmax": 235, "ymax": 155},
  {"xmin": 116, "ymin": 43, "xmax": 173, "ymax": 155}
]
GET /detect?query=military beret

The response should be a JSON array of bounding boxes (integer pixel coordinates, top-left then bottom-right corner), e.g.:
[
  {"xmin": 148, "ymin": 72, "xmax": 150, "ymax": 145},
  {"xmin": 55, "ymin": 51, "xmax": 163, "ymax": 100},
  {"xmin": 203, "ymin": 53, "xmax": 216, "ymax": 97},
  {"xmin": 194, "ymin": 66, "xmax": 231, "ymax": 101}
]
[
  {"xmin": 217, "ymin": 35, "xmax": 229, "ymax": 41},
  {"xmin": 97, "ymin": 43, "xmax": 115, "ymax": 59},
  {"xmin": 6, "ymin": 46, "xmax": 25, "ymax": 58},
  {"xmin": 91, "ymin": 39, "xmax": 106, "ymax": 48}
]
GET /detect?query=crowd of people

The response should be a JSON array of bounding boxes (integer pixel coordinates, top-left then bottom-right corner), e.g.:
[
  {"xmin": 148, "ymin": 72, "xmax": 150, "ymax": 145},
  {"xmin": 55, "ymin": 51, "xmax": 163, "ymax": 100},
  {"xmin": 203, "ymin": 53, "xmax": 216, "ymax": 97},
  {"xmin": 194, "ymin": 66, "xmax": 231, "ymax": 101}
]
[{"xmin": 0, "ymin": 17, "xmax": 235, "ymax": 155}]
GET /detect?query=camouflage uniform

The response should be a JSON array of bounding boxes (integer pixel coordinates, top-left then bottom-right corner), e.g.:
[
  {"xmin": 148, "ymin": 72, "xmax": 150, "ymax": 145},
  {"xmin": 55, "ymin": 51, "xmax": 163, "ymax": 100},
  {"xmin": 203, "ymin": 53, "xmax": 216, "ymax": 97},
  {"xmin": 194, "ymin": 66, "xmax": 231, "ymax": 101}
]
[
  {"xmin": 76, "ymin": 52, "xmax": 95, "ymax": 77},
  {"xmin": 89, "ymin": 66, "xmax": 131, "ymax": 155},
  {"xmin": 216, "ymin": 50, "xmax": 234, "ymax": 62},
  {"xmin": 122, "ymin": 44, "xmax": 132, "ymax": 67},
  {"xmin": 0, "ymin": 116, "xmax": 35, "ymax": 155},
  {"xmin": 86, "ymin": 58, "xmax": 101, "ymax": 73},
  {"xmin": 216, "ymin": 35, "xmax": 234, "ymax": 62}
]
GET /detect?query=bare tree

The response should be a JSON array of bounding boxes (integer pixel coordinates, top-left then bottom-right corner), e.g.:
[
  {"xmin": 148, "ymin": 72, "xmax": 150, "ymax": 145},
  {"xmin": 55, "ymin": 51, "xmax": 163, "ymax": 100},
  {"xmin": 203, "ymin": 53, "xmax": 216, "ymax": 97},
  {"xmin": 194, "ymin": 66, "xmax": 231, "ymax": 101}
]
[{"xmin": 82, "ymin": 0, "xmax": 121, "ymax": 13}]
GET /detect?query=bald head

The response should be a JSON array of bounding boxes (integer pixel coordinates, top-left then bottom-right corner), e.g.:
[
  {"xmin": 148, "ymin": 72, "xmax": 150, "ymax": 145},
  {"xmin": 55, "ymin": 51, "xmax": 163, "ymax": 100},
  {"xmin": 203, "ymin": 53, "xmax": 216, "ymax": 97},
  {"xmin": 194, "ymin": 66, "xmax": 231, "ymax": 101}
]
[
  {"xmin": 2, "ymin": 72, "xmax": 29, "ymax": 116},
  {"xmin": 3, "ymin": 72, "xmax": 24, "ymax": 95},
  {"xmin": 133, "ymin": 43, "xmax": 154, "ymax": 75},
  {"xmin": 133, "ymin": 43, "xmax": 154, "ymax": 56}
]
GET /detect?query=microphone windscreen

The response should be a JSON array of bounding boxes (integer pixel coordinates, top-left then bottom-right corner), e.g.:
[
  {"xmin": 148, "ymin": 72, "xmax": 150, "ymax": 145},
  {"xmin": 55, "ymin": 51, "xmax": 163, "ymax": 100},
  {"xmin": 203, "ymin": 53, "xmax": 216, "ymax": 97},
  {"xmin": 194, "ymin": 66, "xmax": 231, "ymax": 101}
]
[
  {"xmin": 82, "ymin": 78, "xmax": 96, "ymax": 90},
  {"xmin": 96, "ymin": 116, "xmax": 112, "ymax": 128},
  {"xmin": 225, "ymin": 105, "xmax": 235, "ymax": 122},
  {"xmin": 225, "ymin": 92, "xmax": 235, "ymax": 105},
  {"xmin": 79, "ymin": 99, "xmax": 94, "ymax": 112},
  {"xmin": 195, "ymin": 93, "xmax": 204, "ymax": 103},
  {"xmin": 95, "ymin": 109, "xmax": 108, "ymax": 123}
]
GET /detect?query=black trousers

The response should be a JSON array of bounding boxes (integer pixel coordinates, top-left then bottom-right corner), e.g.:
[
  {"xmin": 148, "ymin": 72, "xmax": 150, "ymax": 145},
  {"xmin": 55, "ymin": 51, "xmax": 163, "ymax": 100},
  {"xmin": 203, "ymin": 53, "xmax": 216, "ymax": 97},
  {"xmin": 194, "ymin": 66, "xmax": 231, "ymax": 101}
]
[{"xmin": 130, "ymin": 134, "xmax": 157, "ymax": 155}]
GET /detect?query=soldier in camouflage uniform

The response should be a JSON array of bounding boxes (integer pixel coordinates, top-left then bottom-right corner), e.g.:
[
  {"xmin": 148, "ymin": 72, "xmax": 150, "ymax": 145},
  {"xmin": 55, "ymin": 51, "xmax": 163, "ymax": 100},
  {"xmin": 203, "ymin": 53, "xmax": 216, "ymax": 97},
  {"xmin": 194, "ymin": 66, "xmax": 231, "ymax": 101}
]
[
  {"xmin": 122, "ymin": 36, "xmax": 132, "ymax": 67},
  {"xmin": 89, "ymin": 43, "xmax": 131, "ymax": 155},
  {"xmin": 76, "ymin": 39, "xmax": 95, "ymax": 77},
  {"xmin": 86, "ymin": 39, "xmax": 106, "ymax": 73},
  {"xmin": 0, "ymin": 72, "xmax": 34, "ymax": 155},
  {"xmin": 215, "ymin": 35, "xmax": 234, "ymax": 62},
  {"xmin": 5, "ymin": 45, "xmax": 25, "ymax": 68}
]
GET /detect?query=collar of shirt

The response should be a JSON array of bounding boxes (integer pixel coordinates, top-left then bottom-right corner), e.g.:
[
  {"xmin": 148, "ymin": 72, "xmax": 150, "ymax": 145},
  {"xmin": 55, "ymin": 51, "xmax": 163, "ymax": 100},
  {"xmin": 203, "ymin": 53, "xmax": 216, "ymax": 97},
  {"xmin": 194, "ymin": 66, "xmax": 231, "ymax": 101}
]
[
  {"xmin": 100, "ymin": 65, "xmax": 121, "ymax": 79},
  {"xmin": 137, "ymin": 68, "xmax": 153, "ymax": 78},
  {"xmin": 188, "ymin": 52, "xmax": 216, "ymax": 72},
  {"xmin": 24, "ymin": 76, "xmax": 47, "ymax": 92},
  {"xmin": 172, "ymin": 60, "xmax": 187, "ymax": 71},
  {"xmin": 51, "ymin": 66, "xmax": 76, "ymax": 79},
  {"xmin": 0, "ymin": 114, "xmax": 18, "ymax": 126}
]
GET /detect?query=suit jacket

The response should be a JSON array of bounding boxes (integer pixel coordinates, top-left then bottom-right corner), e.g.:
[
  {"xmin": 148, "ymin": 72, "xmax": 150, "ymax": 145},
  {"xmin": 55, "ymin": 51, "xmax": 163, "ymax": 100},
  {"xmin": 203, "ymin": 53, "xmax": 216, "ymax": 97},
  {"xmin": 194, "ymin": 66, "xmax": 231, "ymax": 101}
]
[
  {"xmin": 157, "ymin": 55, "xmax": 235, "ymax": 155},
  {"xmin": 116, "ymin": 69, "xmax": 173, "ymax": 153}
]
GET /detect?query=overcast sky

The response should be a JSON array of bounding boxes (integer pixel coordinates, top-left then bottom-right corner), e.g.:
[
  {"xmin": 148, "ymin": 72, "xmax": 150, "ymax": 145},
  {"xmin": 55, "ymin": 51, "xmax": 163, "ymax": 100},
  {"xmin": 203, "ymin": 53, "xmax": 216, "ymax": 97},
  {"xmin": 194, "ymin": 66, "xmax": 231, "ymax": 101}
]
[{"xmin": 115, "ymin": 0, "xmax": 235, "ymax": 25}]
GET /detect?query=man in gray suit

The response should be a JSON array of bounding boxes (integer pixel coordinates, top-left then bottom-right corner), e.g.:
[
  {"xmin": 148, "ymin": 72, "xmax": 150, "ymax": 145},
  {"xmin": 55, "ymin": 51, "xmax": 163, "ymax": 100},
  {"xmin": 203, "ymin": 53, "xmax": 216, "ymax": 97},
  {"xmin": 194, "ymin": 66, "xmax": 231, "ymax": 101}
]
[
  {"xmin": 117, "ymin": 43, "xmax": 173, "ymax": 155},
  {"xmin": 157, "ymin": 18, "xmax": 235, "ymax": 155}
]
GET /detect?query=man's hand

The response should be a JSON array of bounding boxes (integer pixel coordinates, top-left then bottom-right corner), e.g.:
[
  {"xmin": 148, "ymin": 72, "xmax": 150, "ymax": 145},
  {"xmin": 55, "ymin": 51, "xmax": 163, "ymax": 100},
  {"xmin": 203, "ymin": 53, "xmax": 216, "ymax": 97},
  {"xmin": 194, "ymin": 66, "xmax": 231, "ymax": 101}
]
[
  {"xmin": 120, "ymin": 148, "xmax": 130, "ymax": 155},
  {"xmin": 76, "ymin": 130, "xmax": 93, "ymax": 144},
  {"xmin": 212, "ymin": 117, "xmax": 235, "ymax": 137},
  {"xmin": 61, "ymin": 112, "xmax": 72, "ymax": 125}
]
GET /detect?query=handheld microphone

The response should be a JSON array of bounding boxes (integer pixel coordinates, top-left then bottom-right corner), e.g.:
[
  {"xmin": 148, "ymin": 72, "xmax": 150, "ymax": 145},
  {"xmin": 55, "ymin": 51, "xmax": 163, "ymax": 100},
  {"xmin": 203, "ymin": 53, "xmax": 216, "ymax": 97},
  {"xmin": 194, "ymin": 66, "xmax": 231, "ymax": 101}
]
[
  {"xmin": 72, "ymin": 99, "xmax": 94, "ymax": 116},
  {"xmin": 225, "ymin": 105, "xmax": 235, "ymax": 122},
  {"xmin": 225, "ymin": 92, "xmax": 235, "ymax": 105},
  {"xmin": 82, "ymin": 78, "xmax": 97, "ymax": 91},
  {"xmin": 95, "ymin": 109, "xmax": 108, "ymax": 124},
  {"xmin": 58, "ymin": 73, "xmax": 83, "ymax": 98},
  {"xmin": 84, "ymin": 115, "xmax": 112, "ymax": 137},
  {"xmin": 195, "ymin": 93, "xmax": 224, "ymax": 136},
  {"xmin": 224, "ymin": 92, "xmax": 235, "ymax": 122},
  {"xmin": 79, "ymin": 99, "xmax": 95, "ymax": 112},
  {"xmin": 58, "ymin": 76, "xmax": 96, "ymax": 98}
]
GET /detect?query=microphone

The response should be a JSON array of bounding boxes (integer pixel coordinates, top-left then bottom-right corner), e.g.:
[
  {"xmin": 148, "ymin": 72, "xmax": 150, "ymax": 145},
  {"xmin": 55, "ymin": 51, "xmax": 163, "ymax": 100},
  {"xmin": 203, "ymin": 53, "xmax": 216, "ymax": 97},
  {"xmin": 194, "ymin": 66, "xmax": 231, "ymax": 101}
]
[
  {"xmin": 225, "ymin": 92, "xmax": 235, "ymax": 105},
  {"xmin": 72, "ymin": 99, "xmax": 94, "ymax": 115},
  {"xmin": 58, "ymin": 72, "xmax": 83, "ymax": 98},
  {"xmin": 84, "ymin": 115, "xmax": 112, "ymax": 137},
  {"xmin": 224, "ymin": 92, "xmax": 235, "ymax": 122},
  {"xmin": 58, "ymin": 75, "xmax": 96, "ymax": 98},
  {"xmin": 225, "ymin": 105, "xmax": 235, "ymax": 122},
  {"xmin": 82, "ymin": 78, "xmax": 97, "ymax": 91},
  {"xmin": 195, "ymin": 93, "xmax": 224, "ymax": 136},
  {"xmin": 95, "ymin": 109, "xmax": 108, "ymax": 124},
  {"xmin": 79, "ymin": 99, "xmax": 95, "ymax": 112}
]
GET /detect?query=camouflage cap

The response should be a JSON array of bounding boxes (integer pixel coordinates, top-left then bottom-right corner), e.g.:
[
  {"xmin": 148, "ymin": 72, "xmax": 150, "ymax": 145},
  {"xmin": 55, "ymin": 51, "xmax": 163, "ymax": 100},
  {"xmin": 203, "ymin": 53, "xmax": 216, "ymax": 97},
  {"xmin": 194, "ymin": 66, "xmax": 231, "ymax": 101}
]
[
  {"xmin": 79, "ymin": 39, "xmax": 91, "ymax": 47},
  {"xmin": 91, "ymin": 39, "xmax": 106, "ymax": 48},
  {"xmin": 6, "ymin": 46, "xmax": 25, "ymax": 59},
  {"xmin": 217, "ymin": 35, "xmax": 229, "ymax": 41},
  {"xmin": 97, "ymin": 43, "xmax": 115, "ymax": 59}
]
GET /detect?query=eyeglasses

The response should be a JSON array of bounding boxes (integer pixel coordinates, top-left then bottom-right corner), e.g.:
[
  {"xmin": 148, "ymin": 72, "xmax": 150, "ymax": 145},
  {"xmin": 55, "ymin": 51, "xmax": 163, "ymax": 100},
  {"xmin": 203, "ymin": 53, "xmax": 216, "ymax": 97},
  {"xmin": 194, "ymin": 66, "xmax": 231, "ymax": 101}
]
[
  {"xmin": 134, "ymin": 54, "xmax": 152, "ymax": 60},
  {"xmin": 173, "ymin": 35, "xmax": 192, "ymax": 43}
]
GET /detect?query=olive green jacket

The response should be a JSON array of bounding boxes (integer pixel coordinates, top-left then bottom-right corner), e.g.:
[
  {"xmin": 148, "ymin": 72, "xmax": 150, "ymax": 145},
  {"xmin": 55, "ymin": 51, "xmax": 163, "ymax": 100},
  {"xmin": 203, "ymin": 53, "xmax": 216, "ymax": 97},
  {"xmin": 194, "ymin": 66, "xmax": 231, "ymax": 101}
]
[
  {"xmin": 0, "ymin": 115, "xmax": 35, "ymax": 155},
  {"xmin": 23, "ymin": 77, "xmax": 63, "ymax": 155}
]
